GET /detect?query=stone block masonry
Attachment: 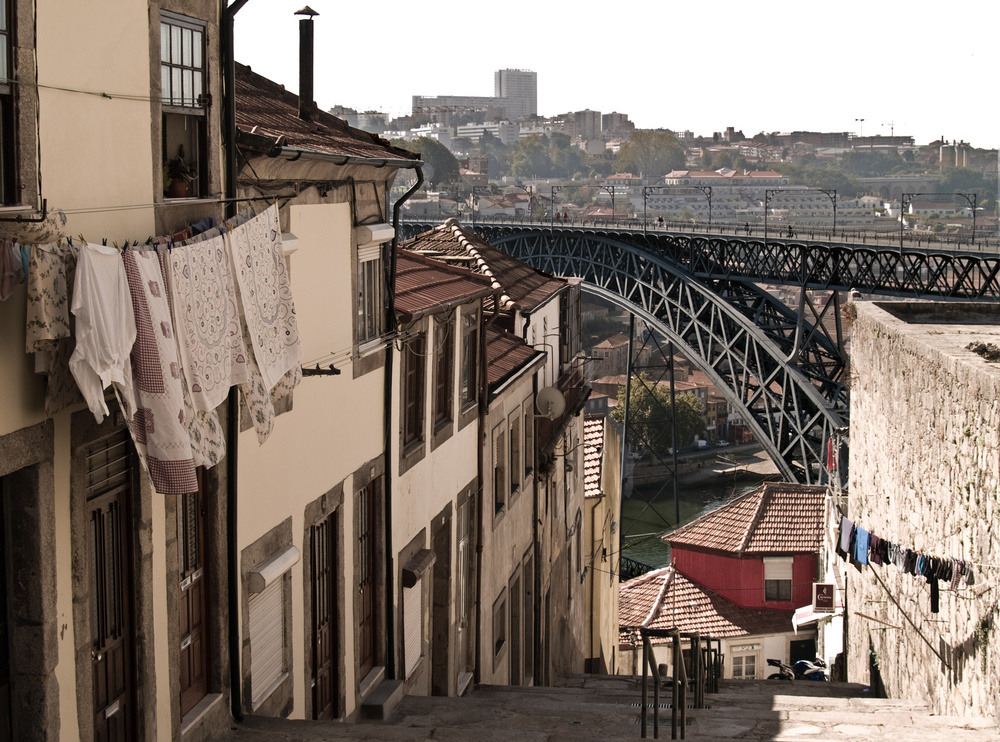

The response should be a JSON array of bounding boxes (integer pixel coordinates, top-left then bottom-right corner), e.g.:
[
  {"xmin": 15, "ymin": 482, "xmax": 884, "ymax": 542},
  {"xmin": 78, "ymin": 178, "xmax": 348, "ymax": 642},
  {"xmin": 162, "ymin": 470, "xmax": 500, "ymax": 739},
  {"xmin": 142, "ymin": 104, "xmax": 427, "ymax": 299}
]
[{"xmin": 846, "ymin": 301, "xmax": 1000, "ymax": 723}]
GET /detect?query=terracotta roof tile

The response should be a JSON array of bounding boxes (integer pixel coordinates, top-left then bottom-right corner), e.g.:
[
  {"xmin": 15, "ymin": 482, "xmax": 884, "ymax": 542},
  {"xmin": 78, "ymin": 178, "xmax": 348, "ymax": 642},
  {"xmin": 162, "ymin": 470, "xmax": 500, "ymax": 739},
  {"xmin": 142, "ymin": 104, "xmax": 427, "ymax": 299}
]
[
  {"xmin": 234, "ymin": 63, "xmax": 417, "ymax": 162},
  {"xmin": 664, "ymin": 483, "xmax": 825, "ymax": 555},
  {"xmin": 486, "ymin": 327, "xmax": 544, "ymax": 391},
  {"xmin": 583, "ymin": 415, "xmax": 604, "ymax": 499},
  {"xmin": 394, "ymin": 249, "xmax": 494, "ymax": 321},
  {"xmin": 400, "ymin": 219, "xmax": 565, "ymax": 313},
  {"xmin": 619, "ymin": 567, "xmax": 793, "ymax": 642}
]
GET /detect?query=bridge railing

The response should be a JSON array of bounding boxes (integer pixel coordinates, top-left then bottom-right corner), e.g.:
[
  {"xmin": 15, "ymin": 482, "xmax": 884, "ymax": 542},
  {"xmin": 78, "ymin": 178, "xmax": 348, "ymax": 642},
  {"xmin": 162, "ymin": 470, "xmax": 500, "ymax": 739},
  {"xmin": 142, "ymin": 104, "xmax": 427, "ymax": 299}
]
[{"xmin": 403, "ymin": 215, "xmax": 999, "ymax": 252}]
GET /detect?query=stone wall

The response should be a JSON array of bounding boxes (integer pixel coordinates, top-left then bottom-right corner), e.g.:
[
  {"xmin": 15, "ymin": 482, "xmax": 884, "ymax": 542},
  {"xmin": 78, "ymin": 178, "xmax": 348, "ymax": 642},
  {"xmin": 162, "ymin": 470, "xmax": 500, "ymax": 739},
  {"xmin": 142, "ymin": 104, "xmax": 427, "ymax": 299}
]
[{"xmin": 847, "ymin": 301, "xmax": 1000, "ymax": 721}]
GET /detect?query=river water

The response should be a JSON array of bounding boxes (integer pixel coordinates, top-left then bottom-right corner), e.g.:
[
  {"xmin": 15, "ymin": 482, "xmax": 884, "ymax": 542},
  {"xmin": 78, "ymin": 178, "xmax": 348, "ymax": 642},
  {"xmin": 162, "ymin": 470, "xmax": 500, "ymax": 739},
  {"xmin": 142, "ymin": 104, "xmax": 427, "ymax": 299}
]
[{"xmin": 619, "ymin": 469, "xmax": 773, "ymax": 569}]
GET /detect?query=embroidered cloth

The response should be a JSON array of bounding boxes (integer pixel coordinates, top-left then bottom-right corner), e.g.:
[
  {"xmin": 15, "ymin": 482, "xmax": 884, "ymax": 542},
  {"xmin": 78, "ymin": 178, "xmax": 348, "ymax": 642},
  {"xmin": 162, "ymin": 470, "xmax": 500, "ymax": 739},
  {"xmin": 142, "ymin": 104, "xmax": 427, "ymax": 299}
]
[
  {"xmin": 25, "ymin": 242, "xmax": 72, "ymax": 352},
  {"xmin": 123, "ymin": 249, "xmax": 198, "ymax": 495},
  {"xmin": 167, "ymin": 233, "xmax": 249, "ymax": 411},
  {"xmin": 228, "ymin": 205, "xmax": 302, "ymax": 391}
]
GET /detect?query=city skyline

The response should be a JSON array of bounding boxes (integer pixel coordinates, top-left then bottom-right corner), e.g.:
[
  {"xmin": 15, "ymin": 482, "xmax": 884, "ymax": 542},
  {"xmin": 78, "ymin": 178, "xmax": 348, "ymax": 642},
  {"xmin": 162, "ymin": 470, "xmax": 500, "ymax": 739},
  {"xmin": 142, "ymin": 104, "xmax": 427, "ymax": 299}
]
[{"xmin": 234, "ymin": 0, "xmax": 1000, "ymax": 151}]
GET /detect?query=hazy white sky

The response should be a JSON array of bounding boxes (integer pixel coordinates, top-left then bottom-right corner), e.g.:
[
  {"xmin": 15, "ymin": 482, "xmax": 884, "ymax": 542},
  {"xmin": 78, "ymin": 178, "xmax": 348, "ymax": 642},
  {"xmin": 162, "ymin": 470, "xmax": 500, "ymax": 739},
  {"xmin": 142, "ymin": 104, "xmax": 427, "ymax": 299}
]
[{"xmin": 234, "ymin": 0, "xmax": 999, "ymax": 150}]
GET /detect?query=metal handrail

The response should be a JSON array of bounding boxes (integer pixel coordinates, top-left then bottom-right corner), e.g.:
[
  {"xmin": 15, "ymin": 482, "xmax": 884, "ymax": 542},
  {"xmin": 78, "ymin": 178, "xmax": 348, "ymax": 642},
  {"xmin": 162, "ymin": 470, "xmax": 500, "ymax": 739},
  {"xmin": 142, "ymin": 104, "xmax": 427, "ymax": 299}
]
[{"xmin": 639, "ymin": 627, "xmax": 721, "ymax": 739}]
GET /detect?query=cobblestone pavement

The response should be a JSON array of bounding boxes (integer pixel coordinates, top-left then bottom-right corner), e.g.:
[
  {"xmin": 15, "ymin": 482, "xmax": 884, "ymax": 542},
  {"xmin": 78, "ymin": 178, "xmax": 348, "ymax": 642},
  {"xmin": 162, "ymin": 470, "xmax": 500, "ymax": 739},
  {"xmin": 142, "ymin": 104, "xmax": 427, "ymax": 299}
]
[{"xmin": 210, "ymin": 676, "xmax": 1000, "ymax": 742}]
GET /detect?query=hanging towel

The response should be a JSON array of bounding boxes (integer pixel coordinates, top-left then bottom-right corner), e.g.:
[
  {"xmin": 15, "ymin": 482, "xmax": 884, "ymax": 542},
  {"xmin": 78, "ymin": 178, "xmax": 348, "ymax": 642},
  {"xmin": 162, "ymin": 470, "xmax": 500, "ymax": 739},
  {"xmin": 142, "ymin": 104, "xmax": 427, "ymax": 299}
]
[
  {"xmin": 167, "ymin": 232, "xmax": 249, "ymax": 411},
  {"xmin": 228, "ymin": 205, "xmax": 302, "ymax": 391},
  {"xmin": 853, "ymin": 527, "xmax": 870, "ymax": 566},
  {"xmin": 69, "ymin": 241, "xmax": 137, "ymax": 423},
  {"xmin": 837, "ymin": 516, "xmax": 854, "ymax": 561},
  {"xmin": 122, "ymin": 249, "xmax": 198, "ymax": 495}
]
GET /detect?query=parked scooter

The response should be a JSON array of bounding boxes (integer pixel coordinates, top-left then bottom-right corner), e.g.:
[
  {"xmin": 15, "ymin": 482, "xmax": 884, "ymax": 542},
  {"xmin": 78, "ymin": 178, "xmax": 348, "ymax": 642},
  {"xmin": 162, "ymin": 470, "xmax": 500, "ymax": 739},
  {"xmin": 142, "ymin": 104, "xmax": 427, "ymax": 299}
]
[
  {"xmin": 766, "ymin": 658, "xmax": 794, "ymax": 681},
  {"xmin": 793, "ymin": 657, "xmax": 829, "ymax": 681}
]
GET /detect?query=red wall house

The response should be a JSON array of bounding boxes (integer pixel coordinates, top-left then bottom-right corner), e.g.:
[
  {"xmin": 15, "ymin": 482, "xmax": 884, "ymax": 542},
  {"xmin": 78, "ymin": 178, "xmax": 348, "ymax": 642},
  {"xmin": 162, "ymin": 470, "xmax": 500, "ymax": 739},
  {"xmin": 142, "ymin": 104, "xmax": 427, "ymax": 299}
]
[
  {"xmin": 664, "ymin": 483, "xmax": 826, "ymax": 612},
  {"xmin": 671, "ymin": 548, "xmax": 817, "ymax": 611}
]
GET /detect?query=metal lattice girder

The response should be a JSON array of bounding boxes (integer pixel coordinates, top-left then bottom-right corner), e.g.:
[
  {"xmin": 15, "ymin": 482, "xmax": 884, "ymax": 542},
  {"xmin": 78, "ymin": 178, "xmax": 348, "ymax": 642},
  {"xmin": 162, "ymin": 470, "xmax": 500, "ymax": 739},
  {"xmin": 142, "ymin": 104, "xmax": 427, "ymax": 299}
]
[{"xmin": 398, "ymin": 222, "xmax": 847, "ymax": 483}]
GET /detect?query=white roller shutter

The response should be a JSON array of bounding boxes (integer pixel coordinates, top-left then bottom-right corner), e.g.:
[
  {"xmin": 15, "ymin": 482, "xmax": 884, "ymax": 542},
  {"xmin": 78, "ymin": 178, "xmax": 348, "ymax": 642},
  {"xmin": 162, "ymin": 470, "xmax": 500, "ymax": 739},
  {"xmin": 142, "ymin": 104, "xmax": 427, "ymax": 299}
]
[
  {"xmin": 403, "ymin": 582, "xmax": 422, "ymax": 677},
  {"xmin": 249, "ymin": 578, "xmax": 285, "ymax": 706},
  {"xmin": 764, "ymin": 557, "xmax": 793, "ymax": 581}
]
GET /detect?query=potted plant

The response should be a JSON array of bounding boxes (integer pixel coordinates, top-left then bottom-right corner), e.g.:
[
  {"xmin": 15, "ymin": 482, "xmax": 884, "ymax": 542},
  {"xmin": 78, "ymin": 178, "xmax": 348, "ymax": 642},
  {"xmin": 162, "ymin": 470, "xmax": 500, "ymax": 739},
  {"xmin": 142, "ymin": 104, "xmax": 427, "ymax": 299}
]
[{"xmin": 164, "ymin": 145, "xmax": 196, "ymax": 198}]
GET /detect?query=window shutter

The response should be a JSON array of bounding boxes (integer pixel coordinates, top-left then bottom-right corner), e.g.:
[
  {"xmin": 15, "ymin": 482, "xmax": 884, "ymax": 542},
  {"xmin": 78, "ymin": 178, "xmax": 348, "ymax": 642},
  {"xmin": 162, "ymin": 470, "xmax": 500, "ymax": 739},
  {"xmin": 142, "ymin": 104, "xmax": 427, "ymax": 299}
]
[
  {"xmin": 764, "ymin": 557, "xmax": 793, "ymax": 581},
  {"xmin": 249, "ymin": 579, "xmax": 284, "ymax": 706},
  {"xmin": 403, "ymin": 582, "xmax": 422, "ymax": 676}
]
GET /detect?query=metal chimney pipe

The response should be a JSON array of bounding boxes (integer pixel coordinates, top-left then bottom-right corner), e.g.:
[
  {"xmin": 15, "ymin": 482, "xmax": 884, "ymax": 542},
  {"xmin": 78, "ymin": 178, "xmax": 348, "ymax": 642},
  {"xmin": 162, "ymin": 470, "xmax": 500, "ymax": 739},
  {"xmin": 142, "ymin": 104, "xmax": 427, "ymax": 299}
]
[{"xmin": 296, "ymin": 6, "xmax": 318, "ymax": 121}]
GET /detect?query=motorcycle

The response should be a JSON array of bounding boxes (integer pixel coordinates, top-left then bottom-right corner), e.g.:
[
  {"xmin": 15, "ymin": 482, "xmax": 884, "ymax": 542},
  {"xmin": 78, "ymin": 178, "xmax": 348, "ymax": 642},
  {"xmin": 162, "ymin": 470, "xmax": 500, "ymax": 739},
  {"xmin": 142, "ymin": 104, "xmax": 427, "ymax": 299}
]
[
  {"xmin": 766, "ymin": 658, "xmax": 794, "ymax": 681},
  {"xmin": 793, "ymin": 657, "xmax": 829, "ymax": 681}
]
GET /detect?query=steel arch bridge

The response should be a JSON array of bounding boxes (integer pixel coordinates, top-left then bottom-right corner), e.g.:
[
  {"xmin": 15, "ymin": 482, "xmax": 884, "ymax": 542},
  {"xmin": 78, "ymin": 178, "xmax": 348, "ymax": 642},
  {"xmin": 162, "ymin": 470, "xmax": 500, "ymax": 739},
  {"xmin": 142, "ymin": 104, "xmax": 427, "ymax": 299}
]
[{"xmin": 399, "ymin": 222, "xmax": 1000, "ymax": 484}]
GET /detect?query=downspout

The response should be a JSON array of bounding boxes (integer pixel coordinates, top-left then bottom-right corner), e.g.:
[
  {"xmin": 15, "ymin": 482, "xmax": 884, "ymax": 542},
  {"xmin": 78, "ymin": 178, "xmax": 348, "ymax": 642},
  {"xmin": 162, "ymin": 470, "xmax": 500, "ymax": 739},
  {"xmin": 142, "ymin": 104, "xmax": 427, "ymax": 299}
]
[
  {"xmin": 222, "ymin": 0, "xmax": 250, "ymax": 723},
  {"xmin": 383, "ymin": 165, "xmax": 424, "ymax": 679},
  {"xmin": 473, "ymin": 293, "xmax": 500, "ymax": 683},
  {"xmin": 530, "ymin": 372, "xmax": 541, "ymax": 685}
]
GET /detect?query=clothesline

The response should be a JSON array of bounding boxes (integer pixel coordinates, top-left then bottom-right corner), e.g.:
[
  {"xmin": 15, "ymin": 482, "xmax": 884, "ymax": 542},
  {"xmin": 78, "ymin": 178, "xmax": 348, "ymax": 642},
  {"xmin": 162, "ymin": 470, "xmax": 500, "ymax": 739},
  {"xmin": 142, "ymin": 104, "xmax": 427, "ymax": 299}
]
[{"xmin": 21, "ymin": 203, "xmax": 303, "ymax": 497}]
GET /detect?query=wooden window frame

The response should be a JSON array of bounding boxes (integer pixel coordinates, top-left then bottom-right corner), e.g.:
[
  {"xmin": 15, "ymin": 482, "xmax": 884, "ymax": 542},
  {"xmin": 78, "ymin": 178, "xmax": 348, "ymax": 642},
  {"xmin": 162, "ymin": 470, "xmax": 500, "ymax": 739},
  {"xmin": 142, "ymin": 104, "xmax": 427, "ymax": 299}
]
[
  {"xmin": 434, "ymin": 317, "xmax": 454, "ymax": 428},
  {"xmin": 460, "ymin": 309, "xmax": 479, "ymax": 410},
  {"xmin": 402, "ymin": 333, "xmax": 426, "ymax": 450}
]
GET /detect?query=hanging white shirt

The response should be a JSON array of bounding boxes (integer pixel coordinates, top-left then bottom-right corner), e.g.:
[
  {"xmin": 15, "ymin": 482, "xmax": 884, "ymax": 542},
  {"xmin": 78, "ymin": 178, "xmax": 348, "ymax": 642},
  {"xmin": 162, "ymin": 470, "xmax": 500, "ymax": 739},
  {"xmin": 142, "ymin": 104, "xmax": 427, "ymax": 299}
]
[{"xmin": 69, "ymin": 241, "xmax": 137, "ymax": 423}]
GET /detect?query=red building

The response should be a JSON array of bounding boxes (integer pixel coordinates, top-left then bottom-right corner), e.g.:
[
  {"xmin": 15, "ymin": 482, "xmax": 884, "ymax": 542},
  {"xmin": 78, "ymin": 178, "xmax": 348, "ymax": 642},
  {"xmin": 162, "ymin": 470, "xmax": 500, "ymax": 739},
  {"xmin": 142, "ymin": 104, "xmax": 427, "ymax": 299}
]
[{"xmin": 666, "ymin": 483, "xmax": 825, "ymax": 611}]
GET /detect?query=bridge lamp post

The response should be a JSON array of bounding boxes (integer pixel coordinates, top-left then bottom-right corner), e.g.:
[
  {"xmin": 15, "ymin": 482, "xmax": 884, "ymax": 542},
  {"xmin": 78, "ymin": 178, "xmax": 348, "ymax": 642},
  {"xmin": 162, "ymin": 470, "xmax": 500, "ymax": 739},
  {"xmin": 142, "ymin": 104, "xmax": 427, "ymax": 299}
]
[
  {"xmin": 817, "ymin": 188, "xmax": 837, "ymax": 237},
  {"xmin": 550, "ymin": 185, "xmax": 564, "ymax": 229},
  {"xmin": 598, "ymin": 185, "xmax": 617, "ymax": 223},
  {"xmin": 764, "ymin": 189, "xmax": 780, "ymax": 246},
  {"xmin": 953, "ymin": 192, "xmax": 978, "ymax": 245}
]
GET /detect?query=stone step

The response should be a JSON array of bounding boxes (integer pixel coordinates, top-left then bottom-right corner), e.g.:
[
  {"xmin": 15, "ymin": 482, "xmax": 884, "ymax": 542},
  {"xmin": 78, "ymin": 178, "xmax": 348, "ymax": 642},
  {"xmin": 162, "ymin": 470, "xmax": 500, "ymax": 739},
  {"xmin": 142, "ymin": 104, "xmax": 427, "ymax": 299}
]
[{"xmin": 360, "ymin": 678, "xmax": 404, "ymax": 721}]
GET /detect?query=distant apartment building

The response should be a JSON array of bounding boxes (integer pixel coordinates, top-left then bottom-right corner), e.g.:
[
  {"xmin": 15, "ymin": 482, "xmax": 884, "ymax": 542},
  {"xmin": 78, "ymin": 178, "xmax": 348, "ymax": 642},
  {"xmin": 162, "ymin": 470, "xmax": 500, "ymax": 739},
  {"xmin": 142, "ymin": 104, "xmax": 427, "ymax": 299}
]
[
  {"xmin": 455, "ymin": 121, "xmax": 521, "ymax": 146},
  {"xmin": 495, "ymin": 69, "xmax": 537, "ymax": 119},
  {"xmin": 557, "ymin": 109, "xmax": 602, "ymax": 140},
  {"xmin": 602, "ymin": 112, "xmax": 634, "ymax": 135},
  {"xmin": 413, "ymin": 69, "xmax": 537, "ymax": 123}
]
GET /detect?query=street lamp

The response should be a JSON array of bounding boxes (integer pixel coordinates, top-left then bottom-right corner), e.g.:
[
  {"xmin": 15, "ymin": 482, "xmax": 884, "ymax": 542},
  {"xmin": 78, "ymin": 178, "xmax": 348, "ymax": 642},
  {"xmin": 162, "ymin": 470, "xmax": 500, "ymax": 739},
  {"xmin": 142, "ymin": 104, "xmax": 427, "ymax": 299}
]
[
  {"xmin": 471, "ymin": 185, "xmax": 482, "ymax": 227},
  {"xmin": 598, "ymin": 185, "xmax": 617, "ymax": 223},
  {"xmin": 550, "ymin": 185, "xmax": 564, "ymax": 229},
  {"xmin": 900, "ymin": 191, "xmax": 978, "ymax": 250}
]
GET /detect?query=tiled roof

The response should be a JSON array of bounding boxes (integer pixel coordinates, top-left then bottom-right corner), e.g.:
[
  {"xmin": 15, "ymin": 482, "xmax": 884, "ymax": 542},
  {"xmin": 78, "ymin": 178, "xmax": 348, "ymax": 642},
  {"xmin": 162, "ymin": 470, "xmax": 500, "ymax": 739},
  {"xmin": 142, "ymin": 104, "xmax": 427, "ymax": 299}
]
[
  {"xmin": 664, "ymin": 483, "xmax": 825, "ymax": 555},
  {"xmin": 394, "ymin": 249, "xmax": 494, "ymax": 321},
  {"xmin": 486, "ymin": 327, "xmax": 544, "ymax": 391},
  {"xmin": 583, "ymin": 415, "xmax": 604, "ymax": 499},
  {"xmin": 592, "ymin": 333, "xmax": 629, "ymax": 350},
  {"xmin": 620, "ymin": 567, "xmax": 793, "ymax": 642},
  {"xmin": 234, "ymin": 63, "xmax": 417, "ymax": 163},
  {"xmin": 400, "ymin": 219, "xmax": 565, "ymax": 313}
]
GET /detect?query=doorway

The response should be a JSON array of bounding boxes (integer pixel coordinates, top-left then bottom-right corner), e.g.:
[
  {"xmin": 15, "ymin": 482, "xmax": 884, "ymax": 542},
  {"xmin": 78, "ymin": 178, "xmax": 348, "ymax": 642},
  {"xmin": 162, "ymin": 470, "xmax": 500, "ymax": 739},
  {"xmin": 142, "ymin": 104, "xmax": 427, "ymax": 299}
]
[{"xmin": 310, "ymin": 512, "xmax": 338, "ymax": 719}]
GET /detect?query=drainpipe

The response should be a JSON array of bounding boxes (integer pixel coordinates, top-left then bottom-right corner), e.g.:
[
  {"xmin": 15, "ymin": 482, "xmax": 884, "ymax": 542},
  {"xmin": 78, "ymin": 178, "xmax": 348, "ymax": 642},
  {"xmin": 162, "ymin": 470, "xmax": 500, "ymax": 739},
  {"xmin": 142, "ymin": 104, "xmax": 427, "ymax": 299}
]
[
  {"xmin": 383, "ymin": 166, "xmax": 424, "ymax": 680},
  {"xmin": 222, "ymin": 0, "xmax": 250, "ymax": 722}
]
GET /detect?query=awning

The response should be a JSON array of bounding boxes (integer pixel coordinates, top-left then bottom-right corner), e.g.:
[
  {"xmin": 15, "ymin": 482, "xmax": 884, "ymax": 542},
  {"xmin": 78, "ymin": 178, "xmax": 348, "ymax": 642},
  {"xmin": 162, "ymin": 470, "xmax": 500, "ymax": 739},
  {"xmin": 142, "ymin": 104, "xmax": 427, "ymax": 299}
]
[{"xmin": 792, "ymin": 604, "xmax": 843, "ymax": 634}]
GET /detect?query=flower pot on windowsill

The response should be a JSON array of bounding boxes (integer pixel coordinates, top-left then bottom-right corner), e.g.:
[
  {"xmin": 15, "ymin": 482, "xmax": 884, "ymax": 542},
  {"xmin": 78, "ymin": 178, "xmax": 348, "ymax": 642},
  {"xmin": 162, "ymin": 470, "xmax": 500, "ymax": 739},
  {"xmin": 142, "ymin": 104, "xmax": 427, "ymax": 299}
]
[{"xmin": 166, "ymin": 178, "xmax": 190, "ymax": 198}]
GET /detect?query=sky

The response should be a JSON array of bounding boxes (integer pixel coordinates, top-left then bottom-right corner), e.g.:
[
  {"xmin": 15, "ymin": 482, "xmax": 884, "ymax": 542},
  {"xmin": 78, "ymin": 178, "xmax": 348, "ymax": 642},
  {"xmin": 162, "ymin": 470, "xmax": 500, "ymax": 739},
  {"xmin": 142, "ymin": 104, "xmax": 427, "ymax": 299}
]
[{"xmin": 234, "ymin": 0, "xmax": 1000, "ymax": 151}]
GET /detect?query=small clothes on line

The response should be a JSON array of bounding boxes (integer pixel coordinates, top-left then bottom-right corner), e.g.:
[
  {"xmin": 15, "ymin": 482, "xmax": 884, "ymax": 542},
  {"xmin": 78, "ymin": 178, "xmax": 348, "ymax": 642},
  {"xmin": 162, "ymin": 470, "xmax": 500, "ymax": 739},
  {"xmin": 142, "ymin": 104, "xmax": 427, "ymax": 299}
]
[{"xmin": 69, "ymin": 240, "xmax": 137, "ymax": 424}]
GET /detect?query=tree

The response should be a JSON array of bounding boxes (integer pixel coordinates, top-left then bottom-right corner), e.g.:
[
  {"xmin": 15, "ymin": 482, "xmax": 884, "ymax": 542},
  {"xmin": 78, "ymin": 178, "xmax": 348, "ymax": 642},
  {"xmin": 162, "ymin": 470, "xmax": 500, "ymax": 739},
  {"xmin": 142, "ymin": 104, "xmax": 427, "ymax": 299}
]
[
  {"xmin": 611, "ymin": 374, "xmax": 706, "ymax": 459},
  {"xmin": 393, "ymin": 137, "xmax": 459, "ymax": 186},
  {"xmin": 614, "ymin": 131, "xmax": 685, "ymax": 179},
  {"xmin": 511, "ymin": 135, "xmax": 551, "ymax": 179}
]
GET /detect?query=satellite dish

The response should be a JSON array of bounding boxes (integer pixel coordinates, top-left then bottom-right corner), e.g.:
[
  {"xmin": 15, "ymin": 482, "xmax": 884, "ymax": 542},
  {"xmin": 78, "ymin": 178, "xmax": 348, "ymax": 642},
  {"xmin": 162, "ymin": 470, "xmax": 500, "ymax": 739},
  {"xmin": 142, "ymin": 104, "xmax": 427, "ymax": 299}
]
[{"xmin": 535, "ymin": 387, "xmax": 566, "ymax": 420}]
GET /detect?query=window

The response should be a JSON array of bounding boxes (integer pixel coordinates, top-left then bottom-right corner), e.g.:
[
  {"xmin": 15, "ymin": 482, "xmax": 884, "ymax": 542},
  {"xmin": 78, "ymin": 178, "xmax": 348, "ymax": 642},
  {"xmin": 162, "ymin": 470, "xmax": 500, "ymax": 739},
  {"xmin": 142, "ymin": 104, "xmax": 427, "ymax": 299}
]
[
  {"xmin": 508, "ymin": 413, "xmax": 521, "ymax": 497},
  {"xmin": 492, "ymin": 592, "xmax": 506, "ymax": 659},
  {"xmin": 731, "ymin": 654, "xmax": 756, "ymax": 679},
  {"xmin": 0, "ymin": 0, "xmax": 16, "ymax": 204},
  {"xmin": 160, "ymin": 12, "xmax": 207, "ymax": 199},
  {"xmin": 402, "ymin": 581, "xmax": 422, "ymax": 677},
  {"xmin": 493, "ymin": 425, "xmax": 506, "ymax": 515},
  {"xmin": 357, "ymin": 242, "xmax": 384, "ymax": 346},
  {"xmin": 434, "ymin": 317, "xmax": 454, "ymax": 427},
  {"xmin": 764, "ymin": 557, "xmax": 793, "ymax": 602},
  {"xmin": 402, "ymin": 334, "xmax": 426, "ymax": 448},
  {"xmin": 523, "ymin": 404, "xmax": 533, "ymax": 478},
  {"xmin": 460, "ymin": 309, "xmax": 479, "ymax": 409}
]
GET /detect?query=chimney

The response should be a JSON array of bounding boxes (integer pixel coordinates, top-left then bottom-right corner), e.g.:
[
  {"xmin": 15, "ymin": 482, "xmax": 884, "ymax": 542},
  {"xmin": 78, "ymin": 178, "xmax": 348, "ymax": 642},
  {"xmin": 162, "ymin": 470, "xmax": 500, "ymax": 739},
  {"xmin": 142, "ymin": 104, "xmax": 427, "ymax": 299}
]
[{"xmin": 296, "ymin": 6, "xmax": 318, "ymax": 121}]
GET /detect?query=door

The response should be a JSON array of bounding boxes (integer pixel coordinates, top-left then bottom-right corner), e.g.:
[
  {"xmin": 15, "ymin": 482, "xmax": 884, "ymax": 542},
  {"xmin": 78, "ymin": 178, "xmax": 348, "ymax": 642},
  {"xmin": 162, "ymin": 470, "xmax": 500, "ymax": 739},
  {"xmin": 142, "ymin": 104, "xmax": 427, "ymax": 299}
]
[
  {"xmin": 509, "ymin": 573, "xmax": 521, "ymax": 685},
  {"xmin": 311, "ymin": 512, "xmax": 337, "ymax": 719},
  {"xmin": 178, "ymin": 479, "xmax": 210, "ymax": 717},
  {"xmin": 456, "ymin": 500, "xmax": 472, "ymax": 674},
  {"xmin": 357, "ymin": 482, "xmax": 377, "ymax": 679},
  {"xmin": 0, "ymin": 486, "xmax": 11, "ymax": 742},
  {"xmin": 89, "ymin": 486, "xmax": 135, "ymax": 741}
]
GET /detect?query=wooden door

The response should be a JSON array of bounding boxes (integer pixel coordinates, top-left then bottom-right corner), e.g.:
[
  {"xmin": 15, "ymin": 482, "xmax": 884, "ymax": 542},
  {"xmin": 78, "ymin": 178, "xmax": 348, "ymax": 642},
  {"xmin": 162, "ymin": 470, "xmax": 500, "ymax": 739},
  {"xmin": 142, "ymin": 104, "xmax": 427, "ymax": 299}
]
[
  {"xmin": 88, "ymin": 485, "xmax": 135, "ymax": 742},
  {"xmin": 356, "ymin": 482, "xmax": 377, "ymax": 679},
  {"xmin": 311, "ymin": 512, "xmax": 337, "ymax": 719},
  {"xmin": 456, "ymin": 500, "xmax": 472, "ymax": 673},
  {"xmin": 178, "ymin": 482, "xmax": 210, "ymax": 717}
]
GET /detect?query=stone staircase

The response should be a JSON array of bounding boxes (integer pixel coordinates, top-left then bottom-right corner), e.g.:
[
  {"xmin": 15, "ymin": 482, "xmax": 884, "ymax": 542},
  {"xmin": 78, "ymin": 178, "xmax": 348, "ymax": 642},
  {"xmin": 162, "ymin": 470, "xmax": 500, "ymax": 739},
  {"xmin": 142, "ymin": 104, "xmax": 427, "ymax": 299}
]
[{"xmin": 215, "ymin": 674, "xmax": 1000, "ymax": 741}]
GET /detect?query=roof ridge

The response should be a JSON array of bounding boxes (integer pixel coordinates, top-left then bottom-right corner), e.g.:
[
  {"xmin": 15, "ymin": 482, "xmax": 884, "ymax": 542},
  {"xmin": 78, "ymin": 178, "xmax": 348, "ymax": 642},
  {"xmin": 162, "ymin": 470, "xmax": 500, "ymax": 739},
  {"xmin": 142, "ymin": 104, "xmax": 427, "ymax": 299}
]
[
  {"xmin": 642, "ymin": 566, "xmax": 675, "ymax": 628},
  {"xmin": 738, "ymin": 484, "xmax": 770, "ymax": 554}
]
